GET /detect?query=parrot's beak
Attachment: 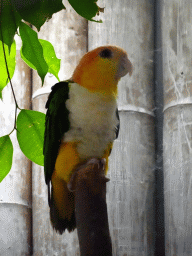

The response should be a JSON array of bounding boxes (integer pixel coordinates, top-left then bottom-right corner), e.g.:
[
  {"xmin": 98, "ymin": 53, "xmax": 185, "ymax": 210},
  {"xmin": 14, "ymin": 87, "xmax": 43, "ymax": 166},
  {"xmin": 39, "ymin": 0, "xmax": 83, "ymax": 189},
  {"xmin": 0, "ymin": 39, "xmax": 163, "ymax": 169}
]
[{"xmin": 117, "ymin": 54, "xmax": 133, "ymax": 79}]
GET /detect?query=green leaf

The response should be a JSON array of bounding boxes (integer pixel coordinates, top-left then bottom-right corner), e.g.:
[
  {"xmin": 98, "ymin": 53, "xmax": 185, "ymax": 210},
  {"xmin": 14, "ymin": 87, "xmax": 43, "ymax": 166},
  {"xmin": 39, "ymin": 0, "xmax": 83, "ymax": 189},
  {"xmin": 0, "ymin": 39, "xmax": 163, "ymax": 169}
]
[
  {"xmin": 0, "ymin": 135, "xmax": 13, "ymax": 182},
  {"xmin": 19, "ymin": 22, "xmax": 48, "ymax": 85},
  {"xmin": 0, "ymin": 0, "xmax": 21, "ymax": 50},
  {"xmin": 13, "ymin": 0, "xmax": 65, "ymax": 31},
  {"xmin": 20, "ymin": 47, "xmax": 37, "ymax": 70},
  {"xmin": 0, "ymin": 41, "xmax": 16, "ymax": 99},
  {"xmin": 39, "ymin": 39, "xmax": 61, "ymax": 81},
  {"xmin": 21, "ymin": 39, "xmax": 61, "ymax": 81},
  {"xmin": 17, "ymin": 109, "xmax": 45, "ymax": 166},
  {"xmin": 68, "ymin": 0, "xmax": 104, "ymax": 22}
]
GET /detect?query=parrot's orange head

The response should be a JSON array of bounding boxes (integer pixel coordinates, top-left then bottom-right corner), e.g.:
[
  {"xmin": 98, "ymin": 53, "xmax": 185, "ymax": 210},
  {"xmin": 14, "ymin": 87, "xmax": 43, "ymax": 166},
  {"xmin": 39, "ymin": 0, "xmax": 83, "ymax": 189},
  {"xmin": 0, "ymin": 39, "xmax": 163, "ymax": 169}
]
[{"xmin": 72, "ymin": 46, "xmax": 133, "ymax": 95}]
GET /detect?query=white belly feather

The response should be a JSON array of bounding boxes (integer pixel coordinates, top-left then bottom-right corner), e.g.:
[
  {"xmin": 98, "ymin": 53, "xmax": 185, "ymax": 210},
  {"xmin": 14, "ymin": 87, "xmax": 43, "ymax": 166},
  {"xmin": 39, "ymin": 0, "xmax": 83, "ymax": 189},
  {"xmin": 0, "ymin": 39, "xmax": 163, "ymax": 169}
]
[{"xmin": 63, "ymin": 83, "xmax": 118, "ymax": 159}]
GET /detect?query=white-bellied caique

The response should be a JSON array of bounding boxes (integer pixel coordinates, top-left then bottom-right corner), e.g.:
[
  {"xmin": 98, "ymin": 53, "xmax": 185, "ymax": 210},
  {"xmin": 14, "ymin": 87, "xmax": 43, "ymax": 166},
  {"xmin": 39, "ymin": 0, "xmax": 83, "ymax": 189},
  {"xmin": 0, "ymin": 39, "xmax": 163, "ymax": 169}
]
[{"xmin": 44, "ymin": 46, "xmax": 133, "ymax": 234}]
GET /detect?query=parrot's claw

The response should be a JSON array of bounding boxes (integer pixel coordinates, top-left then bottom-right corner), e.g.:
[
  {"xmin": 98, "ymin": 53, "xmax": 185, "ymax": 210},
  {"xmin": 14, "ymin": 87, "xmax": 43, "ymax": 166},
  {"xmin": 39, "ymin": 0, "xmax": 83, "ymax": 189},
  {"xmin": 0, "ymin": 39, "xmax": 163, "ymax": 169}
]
[
  {"xmin": 86, "ymin": 158, "xmax": 106, "ymax": 171},
  {"xmin": 67, "ymin": 158, "xmax": 108, "ymax": 192}
]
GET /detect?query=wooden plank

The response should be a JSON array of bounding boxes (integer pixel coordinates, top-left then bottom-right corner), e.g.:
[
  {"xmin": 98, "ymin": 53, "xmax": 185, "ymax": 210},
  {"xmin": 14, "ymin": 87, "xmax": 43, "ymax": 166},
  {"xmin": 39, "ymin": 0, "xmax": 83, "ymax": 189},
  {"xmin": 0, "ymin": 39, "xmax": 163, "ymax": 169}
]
[
  {"xmin": 0, "ymin": 36, "xmax": 32, "ymax": 255},
  {"xmin": 162, "ymin": 1, "xmax": 192, "ymax": 255},
  {"xmin": 89, "ymin": 0, "xmax": 155, "ymax": 255},
  {"xmin": 31, "ymin": 1, "xmax": 87, "ymax": 254}
]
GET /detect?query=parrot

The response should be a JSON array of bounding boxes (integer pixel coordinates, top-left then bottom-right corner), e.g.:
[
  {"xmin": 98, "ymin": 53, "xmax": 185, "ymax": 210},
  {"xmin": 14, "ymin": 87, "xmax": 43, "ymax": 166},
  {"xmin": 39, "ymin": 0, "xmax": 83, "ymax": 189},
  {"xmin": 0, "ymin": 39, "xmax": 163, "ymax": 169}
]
[{"xmin": 43, "ymin": 45, "xmax": 133, "ymax": 234}]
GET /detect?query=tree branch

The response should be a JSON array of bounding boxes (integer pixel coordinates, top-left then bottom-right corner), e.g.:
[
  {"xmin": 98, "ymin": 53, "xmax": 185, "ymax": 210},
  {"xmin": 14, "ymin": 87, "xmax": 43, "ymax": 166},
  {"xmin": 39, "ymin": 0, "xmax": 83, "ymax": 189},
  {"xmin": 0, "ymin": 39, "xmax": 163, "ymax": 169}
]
[{"xmin": 68, "ymin": 158, "xmax": 112, "ymax": 256}]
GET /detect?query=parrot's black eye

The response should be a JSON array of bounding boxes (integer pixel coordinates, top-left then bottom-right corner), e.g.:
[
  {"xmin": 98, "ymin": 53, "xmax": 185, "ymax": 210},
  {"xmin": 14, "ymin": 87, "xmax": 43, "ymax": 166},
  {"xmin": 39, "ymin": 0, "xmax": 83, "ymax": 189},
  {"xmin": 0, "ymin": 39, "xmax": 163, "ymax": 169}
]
[{"xmin": 99, "ymin": 48, "xmax": 113, "ymax": 58}]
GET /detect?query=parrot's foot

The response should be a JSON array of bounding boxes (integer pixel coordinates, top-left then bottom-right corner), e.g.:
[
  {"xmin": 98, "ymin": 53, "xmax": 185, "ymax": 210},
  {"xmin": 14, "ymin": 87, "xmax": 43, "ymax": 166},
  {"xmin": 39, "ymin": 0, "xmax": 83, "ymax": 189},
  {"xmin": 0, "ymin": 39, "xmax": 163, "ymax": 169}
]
[
  {"xmin": 67, "ymin": 158, "xmax": 108, "ymax": 192},
  {"xmin": 86, "ymin": 158, "xmax": 106, "ymax": 170}
]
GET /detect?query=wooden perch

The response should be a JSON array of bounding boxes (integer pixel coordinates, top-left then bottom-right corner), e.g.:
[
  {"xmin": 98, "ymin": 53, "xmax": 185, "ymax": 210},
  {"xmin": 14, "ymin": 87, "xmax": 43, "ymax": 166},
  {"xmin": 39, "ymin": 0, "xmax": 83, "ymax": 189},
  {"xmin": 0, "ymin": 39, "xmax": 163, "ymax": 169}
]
[{"xmin": 68, "ymin": 158, "xmax": 112, "ymax": 256}]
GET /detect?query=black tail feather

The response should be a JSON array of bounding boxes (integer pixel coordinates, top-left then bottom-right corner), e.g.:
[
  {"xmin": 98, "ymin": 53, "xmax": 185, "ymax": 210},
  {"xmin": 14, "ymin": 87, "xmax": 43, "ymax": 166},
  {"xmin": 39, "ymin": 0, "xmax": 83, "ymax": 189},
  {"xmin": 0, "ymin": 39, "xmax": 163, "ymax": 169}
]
[{"xmin": 49, "ymin": 186, "xmax": 76, "ymax": 234}]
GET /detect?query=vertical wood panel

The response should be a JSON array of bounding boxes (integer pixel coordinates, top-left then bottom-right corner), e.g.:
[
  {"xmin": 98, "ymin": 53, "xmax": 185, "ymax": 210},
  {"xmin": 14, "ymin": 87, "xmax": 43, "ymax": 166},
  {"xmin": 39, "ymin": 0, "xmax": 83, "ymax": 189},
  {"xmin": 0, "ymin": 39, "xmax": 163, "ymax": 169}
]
[
  {"xmin": 89, "ymin": 0, "xmax": 155, "ymax": 255},
  {"xmin": 0, "ymin": 36, "xmax": 32, "ymax": 255},
  {"xmin": 162, "ymin": 0, "xmax": 192, "ymax": 255},
  {"xmin": 32, "ymin": 2, "xmax": 87, "ymax": 254}
]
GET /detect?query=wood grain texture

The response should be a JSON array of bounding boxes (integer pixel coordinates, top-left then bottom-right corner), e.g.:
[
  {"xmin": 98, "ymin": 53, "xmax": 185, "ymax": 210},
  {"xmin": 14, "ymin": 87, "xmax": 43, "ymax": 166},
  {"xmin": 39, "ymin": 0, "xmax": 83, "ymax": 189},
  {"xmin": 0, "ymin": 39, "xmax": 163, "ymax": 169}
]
[{"xmin": 162, "ymin": 1, "xmax": 192, "ymax": 255}]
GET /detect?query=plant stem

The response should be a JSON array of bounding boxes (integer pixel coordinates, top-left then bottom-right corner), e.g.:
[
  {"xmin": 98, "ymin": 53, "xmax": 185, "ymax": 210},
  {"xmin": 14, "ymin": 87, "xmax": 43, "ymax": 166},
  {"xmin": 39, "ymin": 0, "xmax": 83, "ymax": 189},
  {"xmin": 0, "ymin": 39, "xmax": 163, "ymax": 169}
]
[{"xmin": 0, "ymin": 26, "xmax": 20, "ymax": 131}]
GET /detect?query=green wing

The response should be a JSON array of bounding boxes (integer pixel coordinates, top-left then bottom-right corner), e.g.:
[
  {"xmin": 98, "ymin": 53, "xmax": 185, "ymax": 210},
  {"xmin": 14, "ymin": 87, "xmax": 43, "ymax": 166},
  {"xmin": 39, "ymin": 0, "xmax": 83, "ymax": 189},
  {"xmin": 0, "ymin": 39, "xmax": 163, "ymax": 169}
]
[{"xmin": 44, "ymin": 81, "xmax": 70, "ymax": 184}]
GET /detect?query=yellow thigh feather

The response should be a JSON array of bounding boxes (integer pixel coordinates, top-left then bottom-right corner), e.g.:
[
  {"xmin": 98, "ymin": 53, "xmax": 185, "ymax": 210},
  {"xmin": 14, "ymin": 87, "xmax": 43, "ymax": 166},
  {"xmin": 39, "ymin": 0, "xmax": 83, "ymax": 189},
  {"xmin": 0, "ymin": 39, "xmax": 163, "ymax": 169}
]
[{"xmin": 51, "ymin": 141, "xmax": 111, "ymax": 223}]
